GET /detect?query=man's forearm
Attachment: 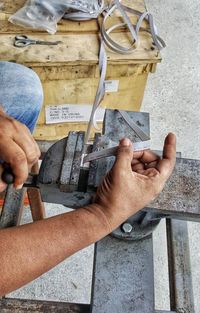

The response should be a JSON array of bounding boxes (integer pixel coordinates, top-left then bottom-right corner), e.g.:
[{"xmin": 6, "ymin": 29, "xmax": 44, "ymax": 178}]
[{"xmin": 0, "ymin": 205, "xmax": 111, "ymax": 296}]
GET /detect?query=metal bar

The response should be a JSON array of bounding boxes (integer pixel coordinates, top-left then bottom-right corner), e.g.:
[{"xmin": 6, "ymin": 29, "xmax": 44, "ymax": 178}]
[
  {"xmin": 155, "ymin": 311, "xmax": 176, "ymax": 313},
  {"xmin": 27, "ymin": 162, "xmax": 45, "ymax": 221},
  {"xmin": 70, "ymin": 132, "xmax": 85, "ymax": 189},
  {"xmin": 166, "ymin": 219, "xmax": 195, "ymax": 313},
  {"xmin": 60, "ymin": 132, "xmax": 78, "ymax": 192},
  {"xmin": 0, "ymin": 186, "xmax": 26, "ymax": 228},
  {"xmin": 88, "ymin": 133, "xmax": 102, "ymax": 187},
  {"xmin": 91, "ymin": 235, "xmax": 154, "ymax": 313},
  {"xmin": 83, "ymin": 140, "xmax": 150, "ymax": 163},
  {"xmin": 27, "ymin": 187, "xmax": 45, "ymax": 221},
  {"xmin": 0, "ymin": 298, "xmax": 90, "ymax": 312}
]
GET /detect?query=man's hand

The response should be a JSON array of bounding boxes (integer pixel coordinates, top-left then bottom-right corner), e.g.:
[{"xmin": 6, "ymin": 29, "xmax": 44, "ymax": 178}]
[
  {"xmin": 0, "ymin": 109, "xmax": 40, "ymax": 191},
  {"xmin": 94, "ymin": 133, "xmax": 176, "ymax": 229}
]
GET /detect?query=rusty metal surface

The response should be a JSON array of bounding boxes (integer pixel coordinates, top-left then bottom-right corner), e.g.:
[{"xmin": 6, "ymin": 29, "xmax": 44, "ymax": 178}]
[
  {"xmin": 70, "ymin": 132, "xmax": 85, "ymax": 188},
  {"xmin": 103, "ymin": 110, "xmax": 150, "ymax": 143},
  {"xmin": 0, "ymin": 298, "xmax": 90, "ymax": 313},
  {"xmin": 0, "ymin": 186, "xmax": 26, "ymax": 228},
  {"xmin": 166, "ymin": 219, "xmax": 194, "ymax": 313},
  {"xmin": 60, "ymin": 132, "xmax": 78, "ymax": 192},
  {"xmin": 38, "ymin": 137, "xmax": 67, "ymax": 185},
  {"xmin": 40, "ymin": 185, "xmax": 92, "ymax": 208},
  {"xmin": 27, "ymin": 162, "xmax": 45, "ymax": 221},
  {"xmin": 27, "ymin": 187, "xmax": 46, "ymax": 221},
  {"xmin": 155, "ymin": 311, "xmax": 176, "ymax": 313},
  {"xmin": 91, "ymin": 235, "xmax": 154, "ymax": 313},
  {"xmin": 88, "ymin": 133, "xmax": 101, "ymax": 188},
  {"xmin": 148, "ymin": 158, "xmax": 200, "ymax": 221}
]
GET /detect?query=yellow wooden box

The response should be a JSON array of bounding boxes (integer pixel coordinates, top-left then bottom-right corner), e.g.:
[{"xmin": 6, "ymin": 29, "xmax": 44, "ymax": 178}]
[{"xmin": 0, "ymin": 0, "xmax": 161, "ymax": 140}]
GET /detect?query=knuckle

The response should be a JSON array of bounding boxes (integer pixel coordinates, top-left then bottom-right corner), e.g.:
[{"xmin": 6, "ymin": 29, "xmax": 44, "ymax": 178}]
[
  {"xmin": 36, "ymin": 147, "xmax": 41, "ymax": 159},
  {"xmin": 13, "ymin": 151, "xmax": 26, "ymax": 164},
  {"xmin": 20, "ymin": 123, "xmax": 29, "ymax": 133},
  {"xmin": 26, "ymin": 152, "xmax": 38, "ymax": 164},
  {"xmin": 10, "ymin": 118, "xmax": 19, "ymax": 129},
  {"xmin": 12, "ymin": 120, "xmax": 29, "ymax": 133}
]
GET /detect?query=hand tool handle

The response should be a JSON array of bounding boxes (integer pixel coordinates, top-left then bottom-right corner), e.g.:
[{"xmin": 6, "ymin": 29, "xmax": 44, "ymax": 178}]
[{"xmin": 2, "ymin": 167, "xmax": 15, "ymax": 185}]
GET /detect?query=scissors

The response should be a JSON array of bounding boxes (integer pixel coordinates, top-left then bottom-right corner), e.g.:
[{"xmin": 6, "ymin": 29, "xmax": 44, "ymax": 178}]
[{"xmin": 14, "ymin": 35, "xmax": 62, "ymax": 48}]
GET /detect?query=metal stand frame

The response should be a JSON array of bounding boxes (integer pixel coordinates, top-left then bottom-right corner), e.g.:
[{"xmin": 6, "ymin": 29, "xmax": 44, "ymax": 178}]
[{"xmin": 0, "ymin": 110, "xmax": 197, "ymax": 313}]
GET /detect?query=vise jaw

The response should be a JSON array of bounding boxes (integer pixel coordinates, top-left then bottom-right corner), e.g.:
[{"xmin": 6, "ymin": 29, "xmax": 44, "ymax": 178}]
[{"xmin": 38, "ymin": 109, "xmax": 150, "ymax": 208}]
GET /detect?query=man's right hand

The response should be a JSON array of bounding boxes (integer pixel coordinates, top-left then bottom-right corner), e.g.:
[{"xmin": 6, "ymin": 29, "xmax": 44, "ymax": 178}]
[
  {"xmin": 0, "ymin": 109, "xmax": 40, "ymax": 191},
  {"xmin": 93, "ymin": 133, "xmax": 176, "ymax": 230}
]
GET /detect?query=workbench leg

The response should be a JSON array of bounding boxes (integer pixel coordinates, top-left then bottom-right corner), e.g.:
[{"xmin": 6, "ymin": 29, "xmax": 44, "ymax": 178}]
[
  {"xmin": 27, "ymin": 162, "xmax": 46, "ymax": 221},
  {"xmin": 91, "ymin": 235, "xmax": 154, "ymax": 313},
  {"xmin": 166, "ymin": 219, "xmax": 195, "ymax": 313}
]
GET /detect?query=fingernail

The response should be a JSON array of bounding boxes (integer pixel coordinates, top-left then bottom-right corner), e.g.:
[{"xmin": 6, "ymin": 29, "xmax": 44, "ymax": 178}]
[
  {"xmin": 15, "ymin": 184, "xmax": 23, "ymax": 190},
  {"xmin": 120, "ymin": 138, "xmax": 131, "ymax": 146}
]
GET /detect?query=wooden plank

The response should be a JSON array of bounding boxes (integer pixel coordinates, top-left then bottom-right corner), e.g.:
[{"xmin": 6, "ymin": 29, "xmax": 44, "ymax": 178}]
[
  {"xmin": 1, "ymin": 0, "xmax": 146, "ymax": 15},
  {"xmin": 0, "ymin": 33, "xmax": 160, "ymax": 65},
  {"xmin": 33, "ymin": 63, "xmax": 152, "ymax": 82},
  {"xmin": 0, "ymin": 16, "xmax": 149, "ymax": 34},
  {"xmin": 0, "ymin": 0, "xmax": 147, "ymax": 34},
  {"xmin": 0, "ymin": 298, "xmax": 90, "ymax": 313}
]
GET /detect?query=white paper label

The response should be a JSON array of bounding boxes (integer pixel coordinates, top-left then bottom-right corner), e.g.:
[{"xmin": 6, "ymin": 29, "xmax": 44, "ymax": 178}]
[
  {"xmin": 45, "ymin": 104, "xmax": 105, "ymax": 124},
  {"xmin": 105, "ymin": 80, "xmax": 119, "ymax": 93}
]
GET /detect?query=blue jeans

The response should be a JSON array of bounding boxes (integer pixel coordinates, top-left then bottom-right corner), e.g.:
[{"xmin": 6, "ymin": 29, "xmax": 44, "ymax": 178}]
[{"xmin": 0, "ymin": 61, "xmax": 43, "ymax": 132}]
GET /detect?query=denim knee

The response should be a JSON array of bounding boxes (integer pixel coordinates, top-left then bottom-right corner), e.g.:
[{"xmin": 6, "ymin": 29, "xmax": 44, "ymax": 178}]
[{"xmin": 0, "ymin": 61, "xmax": 43, "ymax": 132}]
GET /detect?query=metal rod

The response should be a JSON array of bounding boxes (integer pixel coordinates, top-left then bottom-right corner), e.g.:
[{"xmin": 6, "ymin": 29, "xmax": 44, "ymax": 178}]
[
  {"xmin": 0, "ymin": 185, "xmax": 26, "ymax": 228},
  {"xmin": 0, "ymin": 298, "xmax": 90, "ymax": 312},
  {"xmin": 166, "ymin": 219, "xmax": 195, "ymax": 313}
]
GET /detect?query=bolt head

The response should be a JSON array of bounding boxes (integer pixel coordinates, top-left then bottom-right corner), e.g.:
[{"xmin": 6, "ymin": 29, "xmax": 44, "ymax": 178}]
[{"xmin": 122, "ymin": 222, "xmax": 133, "ymax": 234}]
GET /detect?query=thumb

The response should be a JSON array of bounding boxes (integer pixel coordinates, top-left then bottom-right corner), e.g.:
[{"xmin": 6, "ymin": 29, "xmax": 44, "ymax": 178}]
[{"xmin": 114, "ymin": 138, "xmax": 133, "ymax": 169}]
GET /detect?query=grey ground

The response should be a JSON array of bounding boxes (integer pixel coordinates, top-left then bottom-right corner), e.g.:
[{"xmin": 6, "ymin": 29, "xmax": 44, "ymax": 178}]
[{"xmin": 9, "ymin": 0, "xmax": 200, "ymax": 312}]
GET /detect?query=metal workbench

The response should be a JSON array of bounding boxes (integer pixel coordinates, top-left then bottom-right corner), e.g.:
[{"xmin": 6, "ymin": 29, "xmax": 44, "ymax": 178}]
[{"xmin": 0, "ymin": 109, "xmax": 198, "ymax": 313}]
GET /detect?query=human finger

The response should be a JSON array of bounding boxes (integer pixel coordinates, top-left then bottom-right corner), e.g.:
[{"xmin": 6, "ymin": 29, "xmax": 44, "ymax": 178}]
[
  {"xmin": 132, "ymin": 162, "xmax": 145, "ymax": 172},
  {"xmin": 14, "ymin": 127, "xmax": 40, "ymax": 167},
  {"xmin": 0, "ymin": 138, "xmax": 28, "ymax": 188},
  {"xmin": 114, "ymin": 138, "xmax": 133, "ymax": 169},
  {"xmin": 0, "ymin": 165, "xmax": 7, "ymax": 192},
  {"xmin": 132, "ymin": 149, "xmax": 160, "ymax": 165},
  {"xmin": 156, "ymin": 133, "xmax": 176, "ymax": 179}
]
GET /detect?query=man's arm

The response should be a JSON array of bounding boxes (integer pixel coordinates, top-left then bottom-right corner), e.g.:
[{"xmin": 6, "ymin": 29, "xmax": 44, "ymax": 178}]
[{"xmin": 0, "ymin": 133, "xmax": 176, "ymax": 296}]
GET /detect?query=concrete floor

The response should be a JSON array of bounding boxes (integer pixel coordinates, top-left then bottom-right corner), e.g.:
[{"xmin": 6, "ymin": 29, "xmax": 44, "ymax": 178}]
[{"xmin": 9, "ymin": 0, "xmax": 200, "ymax": 311}]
